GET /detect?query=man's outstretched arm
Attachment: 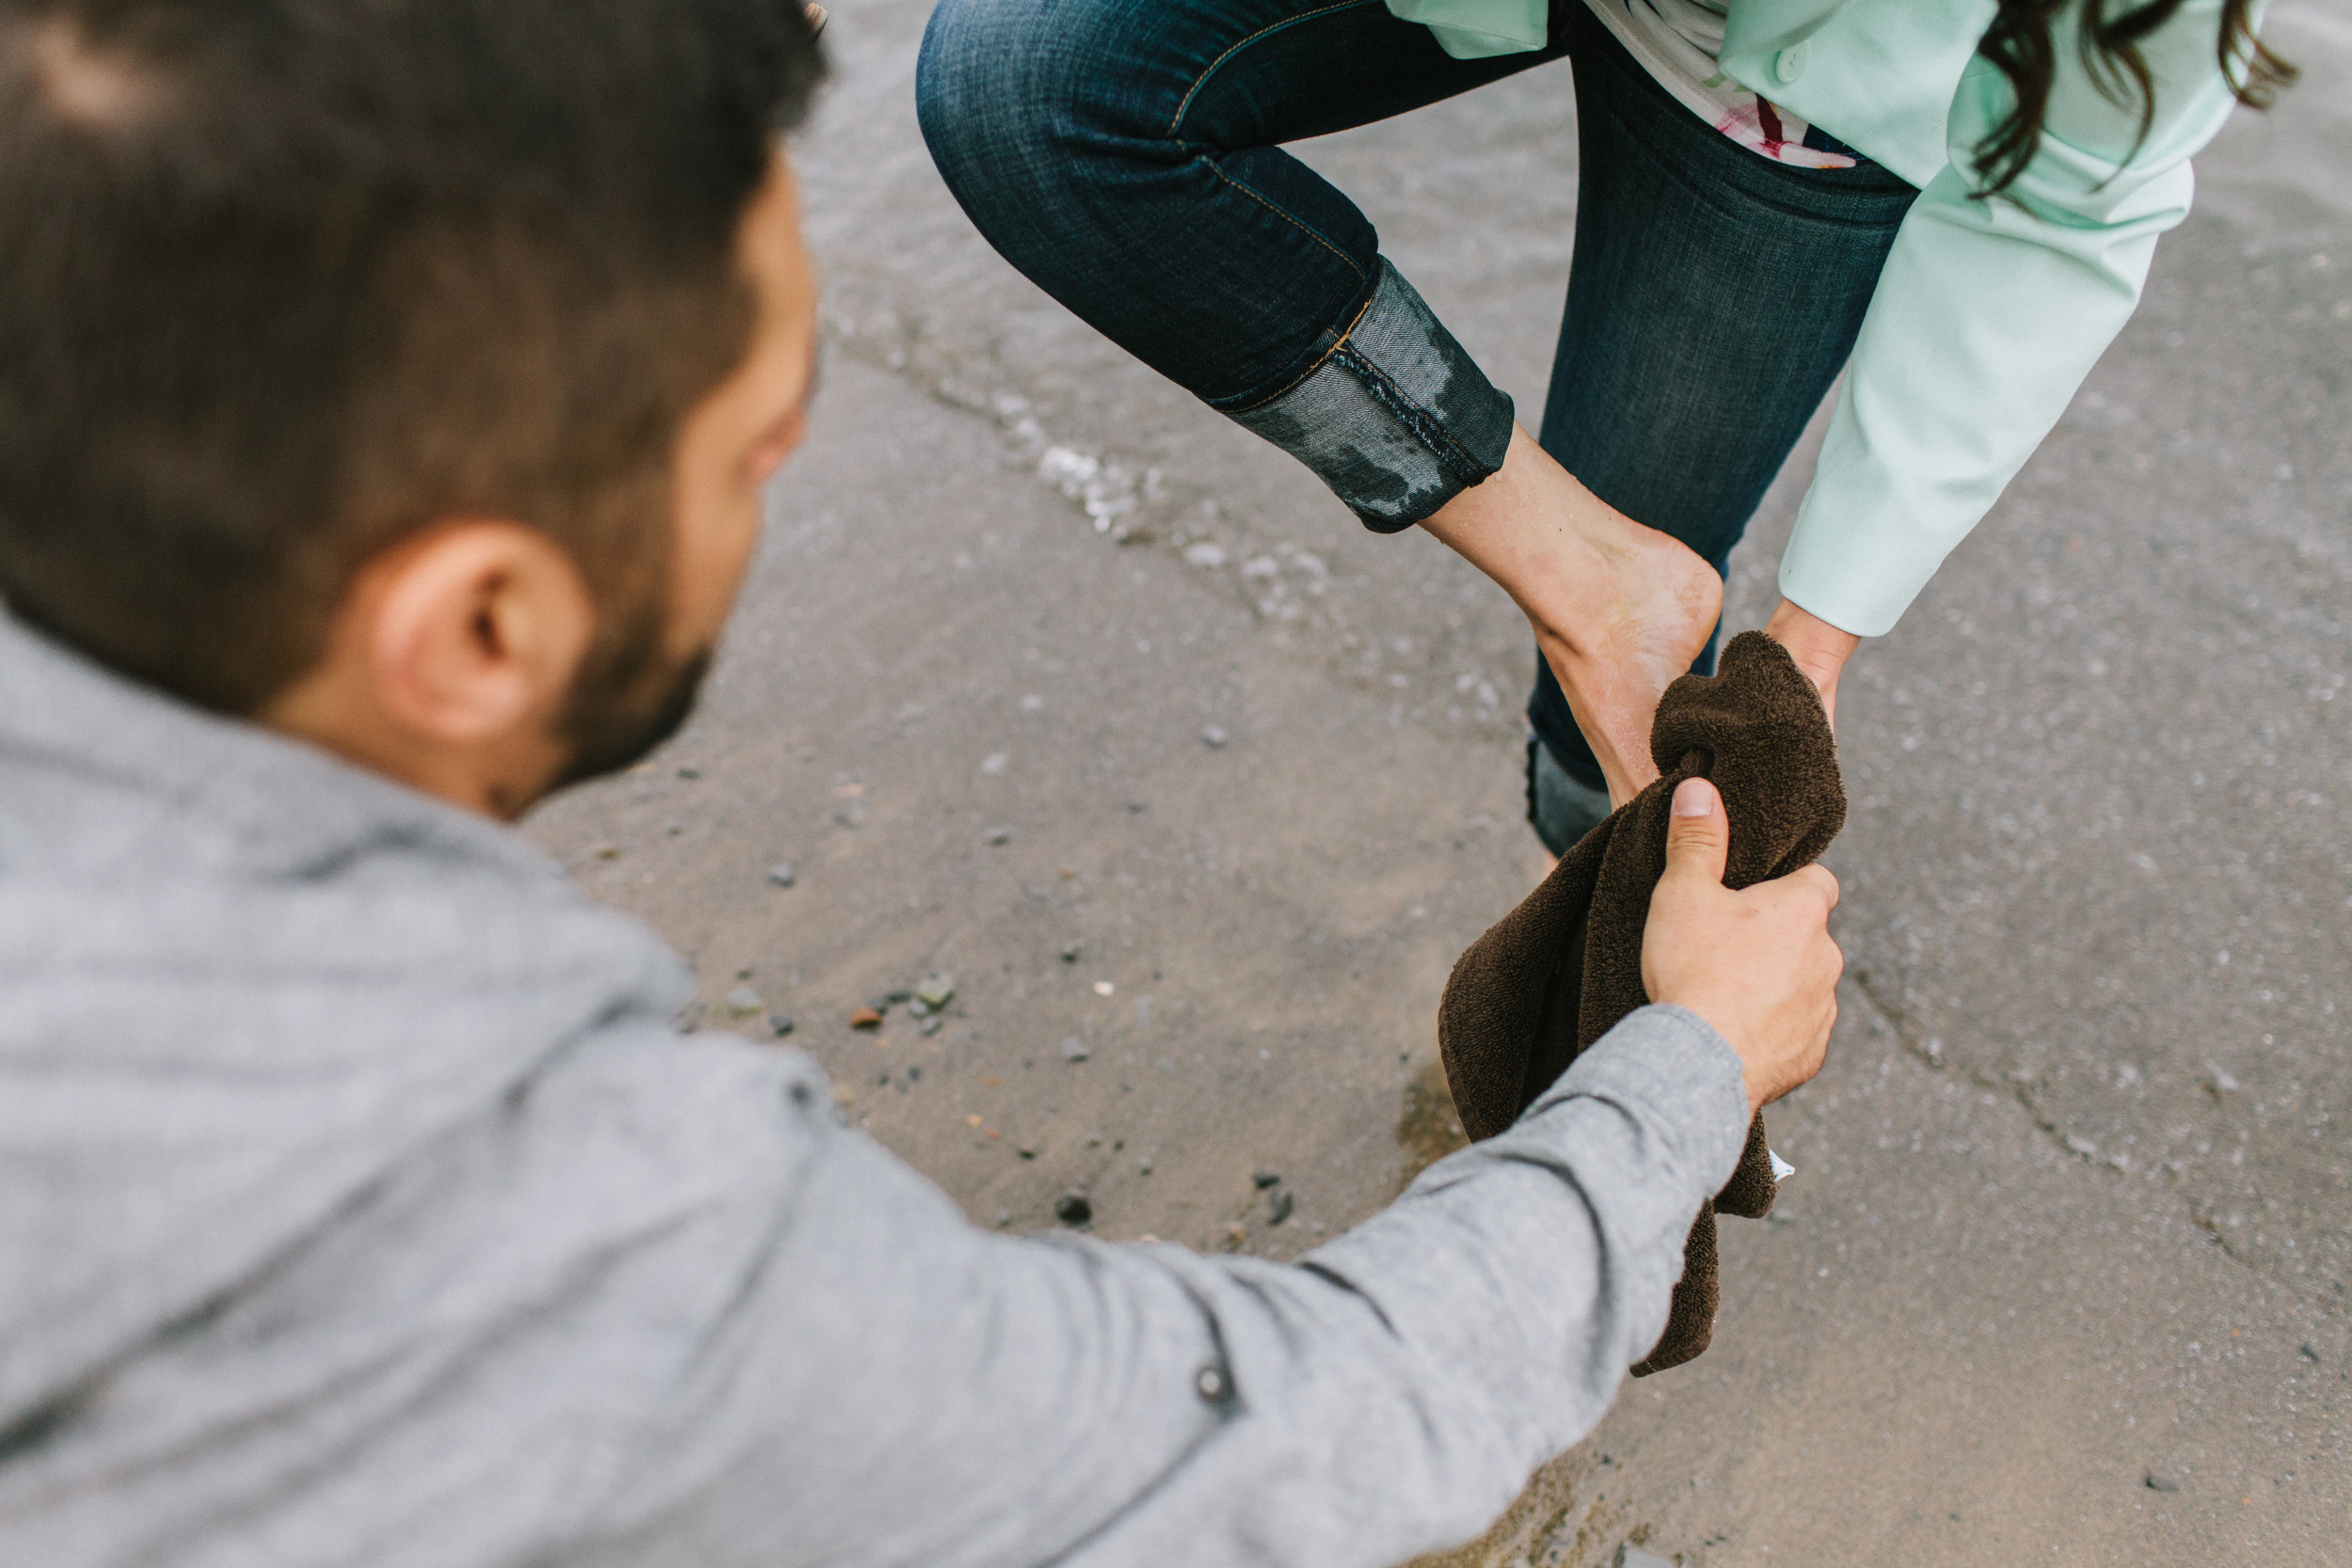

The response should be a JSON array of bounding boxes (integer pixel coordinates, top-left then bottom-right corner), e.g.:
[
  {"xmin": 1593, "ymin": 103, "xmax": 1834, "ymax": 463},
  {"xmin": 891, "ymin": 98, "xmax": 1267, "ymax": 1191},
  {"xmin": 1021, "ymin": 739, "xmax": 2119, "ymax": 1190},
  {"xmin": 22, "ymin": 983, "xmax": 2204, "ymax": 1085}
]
[
  {"xmin": 544, "ymin": 778, "xmax": 1838, "ymax": 1567},
  {"xmin": 228, "ymin": 781, "xmax": 1833, "ymax": 1568}
]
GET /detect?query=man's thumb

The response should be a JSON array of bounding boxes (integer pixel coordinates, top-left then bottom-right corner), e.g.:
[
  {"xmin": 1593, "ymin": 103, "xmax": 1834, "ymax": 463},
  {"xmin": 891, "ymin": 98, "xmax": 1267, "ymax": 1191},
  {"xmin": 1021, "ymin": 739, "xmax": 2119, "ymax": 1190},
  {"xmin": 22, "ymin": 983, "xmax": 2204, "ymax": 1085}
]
[{"xmin": 1662, "ymin": 777, "xmax": 1729, "ymax": 886}]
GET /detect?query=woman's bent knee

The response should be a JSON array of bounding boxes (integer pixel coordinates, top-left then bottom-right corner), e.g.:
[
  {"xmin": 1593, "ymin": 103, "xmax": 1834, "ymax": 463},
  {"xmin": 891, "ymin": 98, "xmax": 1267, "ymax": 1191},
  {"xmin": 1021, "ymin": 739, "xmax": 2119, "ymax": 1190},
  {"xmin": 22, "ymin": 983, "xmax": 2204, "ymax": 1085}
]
[{"xmin": 917, "ymin": 0, "xmax": 1079, "ymax": 193}]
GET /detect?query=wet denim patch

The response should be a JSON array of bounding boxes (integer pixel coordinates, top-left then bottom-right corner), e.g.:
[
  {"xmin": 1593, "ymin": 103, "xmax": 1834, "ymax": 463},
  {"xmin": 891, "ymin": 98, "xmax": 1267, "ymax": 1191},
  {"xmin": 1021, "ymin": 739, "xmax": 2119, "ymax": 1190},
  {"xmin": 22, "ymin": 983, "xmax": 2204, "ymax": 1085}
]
[{"xmin": 1222, "ymin": 261, "xmax": 1514, "ymax": 531}]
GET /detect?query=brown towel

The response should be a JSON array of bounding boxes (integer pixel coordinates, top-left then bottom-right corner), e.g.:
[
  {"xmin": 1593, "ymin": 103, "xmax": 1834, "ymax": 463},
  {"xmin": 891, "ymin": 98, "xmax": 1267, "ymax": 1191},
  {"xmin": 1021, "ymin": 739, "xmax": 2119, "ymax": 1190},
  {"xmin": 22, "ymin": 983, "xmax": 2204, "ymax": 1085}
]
[{"xmin": 1438, "ymin": 631, "xmax": 1844, "ymax": 1375}]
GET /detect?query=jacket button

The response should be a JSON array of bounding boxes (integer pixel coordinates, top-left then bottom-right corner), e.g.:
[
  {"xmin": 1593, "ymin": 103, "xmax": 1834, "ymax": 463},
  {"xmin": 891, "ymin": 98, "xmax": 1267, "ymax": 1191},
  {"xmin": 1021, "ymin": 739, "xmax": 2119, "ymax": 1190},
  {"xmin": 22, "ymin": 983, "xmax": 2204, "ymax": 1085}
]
[{"xmin": 1774, "ymin": 41, "xmax": 1808, "ymax": 83}]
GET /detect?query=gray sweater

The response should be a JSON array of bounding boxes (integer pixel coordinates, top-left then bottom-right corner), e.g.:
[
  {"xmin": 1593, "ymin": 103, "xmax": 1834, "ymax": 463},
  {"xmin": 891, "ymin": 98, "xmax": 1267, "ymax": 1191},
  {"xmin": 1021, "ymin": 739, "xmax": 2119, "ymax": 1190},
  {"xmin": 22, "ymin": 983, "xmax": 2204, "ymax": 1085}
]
[{"xmin": 0, "ymin": 610, "xmax": 1752, "ymax": 1568}]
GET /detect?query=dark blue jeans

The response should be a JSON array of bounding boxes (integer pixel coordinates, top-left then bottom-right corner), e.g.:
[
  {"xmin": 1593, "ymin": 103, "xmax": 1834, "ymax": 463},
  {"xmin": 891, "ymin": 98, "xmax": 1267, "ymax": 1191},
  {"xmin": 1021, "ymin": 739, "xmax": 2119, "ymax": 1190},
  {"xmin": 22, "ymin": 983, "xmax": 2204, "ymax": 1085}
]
[{"xmin": 917, "ymin": 0, "xmax": 1917, "ymax": 800}]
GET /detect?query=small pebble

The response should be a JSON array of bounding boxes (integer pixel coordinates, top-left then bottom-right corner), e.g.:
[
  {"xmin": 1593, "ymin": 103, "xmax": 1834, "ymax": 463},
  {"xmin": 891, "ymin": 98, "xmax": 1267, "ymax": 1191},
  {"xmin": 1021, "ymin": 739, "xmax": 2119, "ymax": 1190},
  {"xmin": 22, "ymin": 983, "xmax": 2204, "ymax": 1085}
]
[
  {"xmin": 723, "ymin": 985, "xmax": 763, "ymax": 1019},
  {"xmin": 1267, "ymin": 1190, "xmax": 1295, "ymax": 1226},
  {"xmin": 1252, "ymin": 1171, "xmax": 1281, "ymax": 1190},
  {"xmin": 1061, "ymin": 942, "xmax": 1081, "ymax": 963},
  {"xmin": 905, "ymin": 1066, "xmax": 920, "ymax": 1081},
  {"xmin": 1060, "ymin": 1038, "xmax": 1091, "ymax": 1063},
  {"xmin": 1055, "ymin": 1193, "xmax": 1093, "ymax": 1227},
  {"xmin": 884, "ymin": 988, "xmax": 914, "ymax": 1006},
  {"xmin": 1137, "ymin": 1157, "xmax": 1152, "ymax": 1175},
  {"xmin": 2145, "ymin": 1473, "xmax": 2180, "ymax": 1493},
  {"xmin": 767, "ymin": 863, "xmax": 796, "ymax": 888},
  {"xmin": 676, "ymin": 767, "xmax": 701, "ymax": 780},
  {"xmin": 983, "ymin": 826, "xmax": 1013, "ymax": 846},
  {"xmin": 920, "ymin": 1015, "xmax": 944, "ymax": 1037},
  {"xmin": 1017, "ymin": 1145, "xmax": 1038, "ymax": 1160},
  {"xmin": 1093, "ymin": 980, "xmax": 1115, "ymax": 997},
  {"xmin": 769, "ymin": 1015, "xmax": 795, "ymax": 1037},
  {"xmin": 915, "ymin": 974, "xmax": 957, "ymax": 1008},
  {"xmin": 1200, "ymin": 725, "xmax": 1229, "ymax": 749},
  {"xmin": 831, "ymin": 1084, "xmax": 857, "ymax": 1108},
  {"xmin": 1616, "ymin": 1548, "xmax": 1675, "ymax": 1568},
  {"xmin": 850, "ymin": 1006, "xmax": 884, "ymax": 1030}
]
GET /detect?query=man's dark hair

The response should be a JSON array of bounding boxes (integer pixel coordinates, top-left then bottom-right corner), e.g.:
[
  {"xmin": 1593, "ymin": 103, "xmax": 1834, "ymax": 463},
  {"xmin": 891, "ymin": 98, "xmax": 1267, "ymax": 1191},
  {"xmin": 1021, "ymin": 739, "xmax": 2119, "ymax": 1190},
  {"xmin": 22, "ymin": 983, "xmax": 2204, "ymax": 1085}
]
[{"xmin": 0, "ymin": 0, "xmax": 824, "ymax": 713}]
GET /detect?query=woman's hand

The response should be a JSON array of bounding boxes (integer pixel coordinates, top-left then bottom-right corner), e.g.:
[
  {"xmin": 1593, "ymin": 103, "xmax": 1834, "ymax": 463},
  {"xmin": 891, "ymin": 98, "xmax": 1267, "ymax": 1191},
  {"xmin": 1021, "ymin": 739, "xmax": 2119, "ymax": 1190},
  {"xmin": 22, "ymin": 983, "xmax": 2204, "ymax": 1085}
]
[{"xmin": 1762, "ymin": 598, "xmax": 1860, "ymax": 732}]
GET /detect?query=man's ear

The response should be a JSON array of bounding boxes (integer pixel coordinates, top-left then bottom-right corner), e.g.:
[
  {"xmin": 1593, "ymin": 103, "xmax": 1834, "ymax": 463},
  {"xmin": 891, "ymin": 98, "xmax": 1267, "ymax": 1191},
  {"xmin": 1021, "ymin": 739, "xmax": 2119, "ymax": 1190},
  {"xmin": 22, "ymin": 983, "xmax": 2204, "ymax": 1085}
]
[{"xmin": 362, "ymin": 521, "xmax": 596, "ymax": 744}]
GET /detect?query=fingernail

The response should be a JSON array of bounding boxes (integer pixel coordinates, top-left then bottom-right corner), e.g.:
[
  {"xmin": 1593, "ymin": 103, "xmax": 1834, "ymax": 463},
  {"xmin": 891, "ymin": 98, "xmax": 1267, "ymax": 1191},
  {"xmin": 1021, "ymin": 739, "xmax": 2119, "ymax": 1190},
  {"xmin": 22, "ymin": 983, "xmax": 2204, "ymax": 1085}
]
[{"xmin": 1672, "ymin": 778, "xmax": 1712, "ymax": 817}]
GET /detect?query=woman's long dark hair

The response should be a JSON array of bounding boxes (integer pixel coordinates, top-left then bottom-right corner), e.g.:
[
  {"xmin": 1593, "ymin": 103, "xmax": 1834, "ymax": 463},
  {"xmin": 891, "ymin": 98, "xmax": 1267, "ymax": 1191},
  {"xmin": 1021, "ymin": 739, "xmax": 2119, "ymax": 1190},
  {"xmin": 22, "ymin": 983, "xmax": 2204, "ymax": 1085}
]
[{"xmin": 1976, "ymin": 0, "xmax": 2296, "ymax": 193}]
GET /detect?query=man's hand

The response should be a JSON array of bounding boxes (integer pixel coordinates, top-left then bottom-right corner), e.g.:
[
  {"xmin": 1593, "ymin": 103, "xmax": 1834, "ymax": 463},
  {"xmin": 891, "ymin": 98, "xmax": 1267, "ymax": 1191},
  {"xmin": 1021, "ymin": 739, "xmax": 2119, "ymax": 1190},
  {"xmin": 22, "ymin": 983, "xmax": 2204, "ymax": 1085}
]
[{"xmin": 1642, "ymin": 778, "xmax": 1842, "ymax": 1116}]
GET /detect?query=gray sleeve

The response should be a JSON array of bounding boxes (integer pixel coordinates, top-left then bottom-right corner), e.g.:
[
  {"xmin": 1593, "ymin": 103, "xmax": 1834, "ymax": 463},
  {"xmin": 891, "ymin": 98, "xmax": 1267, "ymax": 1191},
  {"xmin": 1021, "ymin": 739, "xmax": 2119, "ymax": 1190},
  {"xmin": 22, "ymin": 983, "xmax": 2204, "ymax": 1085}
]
[{"xmin": 558, "ymin": 1003, "xmax": 1751, "ymax": 1568}]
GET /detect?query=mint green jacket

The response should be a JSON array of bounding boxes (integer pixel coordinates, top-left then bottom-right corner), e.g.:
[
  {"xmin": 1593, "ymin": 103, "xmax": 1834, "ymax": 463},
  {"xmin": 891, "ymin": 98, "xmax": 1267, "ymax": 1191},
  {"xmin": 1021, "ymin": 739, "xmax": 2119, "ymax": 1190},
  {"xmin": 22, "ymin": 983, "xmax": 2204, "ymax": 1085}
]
[{"xmin": 1389, "ymin": 0, "xmax": 2257, "ymax": 635}]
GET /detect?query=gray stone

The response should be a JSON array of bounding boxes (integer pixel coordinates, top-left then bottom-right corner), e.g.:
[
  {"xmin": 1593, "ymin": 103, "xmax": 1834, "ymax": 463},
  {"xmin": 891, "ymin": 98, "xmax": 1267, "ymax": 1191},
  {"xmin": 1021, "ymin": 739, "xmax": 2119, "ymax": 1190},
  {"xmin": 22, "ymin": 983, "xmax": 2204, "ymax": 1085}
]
[
  {"xmin": 723, "ymin": 985, "xmax": 763, "ymax": 1018},
  {"xmin": 1615, "ymin": 1546, "xmax": 1676, "ymax": 1568},
  {"xmin": 2145, "ymin": 1473, "xmax": 2181, "ymax": 1493},
  {"xmin": 766, "ymin": 863, "xmax": 796, "ymax": 888},
  {"xmin": 1266, "ymin": 1190, "xmax": 1294, "ymax": 1226},
  {"xmin": 1055, "ymin": 1193, "xmax": 1092, "ymax": 1227},
  {"xmin": 1200, "ymin": 725, "xmax": 1229, "ymax": 749},
  {"xmin": 1059, "ymin": 1037, "xmax": 1090, "ymax": 1063},
  {"xmin": 768, "ymin": 1015, "xmax": 795, "ymax": 1038},
  {"xmin": 915, "ymin": 974, "xmax": 956, "ymax": 1008},
  {"xmin": 982, "ymin": 826, "xmax": 1012, "ymax": 846},
  {"xmin": 1252, "ymin": 1171, "xmax": 1281, "ymax": 1189}
]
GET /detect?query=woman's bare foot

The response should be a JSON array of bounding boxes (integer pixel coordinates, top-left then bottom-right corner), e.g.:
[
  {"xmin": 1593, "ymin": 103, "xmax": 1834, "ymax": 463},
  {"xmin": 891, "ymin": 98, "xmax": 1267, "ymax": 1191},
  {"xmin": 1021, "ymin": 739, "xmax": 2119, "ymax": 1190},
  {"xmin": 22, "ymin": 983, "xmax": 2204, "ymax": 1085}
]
[{"xmin": 1422, "ymin": 425, "xmax": 1721, "ymax": 806}]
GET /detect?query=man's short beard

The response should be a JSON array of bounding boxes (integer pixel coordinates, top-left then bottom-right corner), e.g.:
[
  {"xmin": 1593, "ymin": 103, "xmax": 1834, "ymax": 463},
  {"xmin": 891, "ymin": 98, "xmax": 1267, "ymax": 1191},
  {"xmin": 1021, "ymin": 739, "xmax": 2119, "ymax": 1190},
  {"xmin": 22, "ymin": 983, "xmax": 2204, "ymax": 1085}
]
[{"xmin": 547, "ymin": 593, "xmax": 713, "ymax": 792}]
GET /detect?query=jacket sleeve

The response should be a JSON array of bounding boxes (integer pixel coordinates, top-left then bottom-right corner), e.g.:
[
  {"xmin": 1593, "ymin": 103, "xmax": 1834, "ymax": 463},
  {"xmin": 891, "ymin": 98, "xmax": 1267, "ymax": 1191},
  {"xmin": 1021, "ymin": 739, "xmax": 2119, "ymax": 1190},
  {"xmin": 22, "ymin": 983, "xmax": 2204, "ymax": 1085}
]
[
  {"xmin": 1769, "ymin": 0, "xmax": 2259, "ymax": 636},
  {"xmin": 1384, "ymin": 0, "xmax": 1549, "ymax": 60},
  {"xmin": 559, "ymin": 1004, "xmax": 1751, "ymax": 1568}
]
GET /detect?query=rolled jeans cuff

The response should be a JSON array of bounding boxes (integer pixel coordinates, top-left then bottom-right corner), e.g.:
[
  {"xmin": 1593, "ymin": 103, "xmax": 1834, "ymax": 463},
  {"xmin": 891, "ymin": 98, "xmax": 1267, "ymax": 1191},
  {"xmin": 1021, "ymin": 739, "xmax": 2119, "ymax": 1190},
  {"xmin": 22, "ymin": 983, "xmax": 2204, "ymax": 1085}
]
[{"xmin": 1214, "ymin": 260, "xmax": 1515, "ymax": 532}]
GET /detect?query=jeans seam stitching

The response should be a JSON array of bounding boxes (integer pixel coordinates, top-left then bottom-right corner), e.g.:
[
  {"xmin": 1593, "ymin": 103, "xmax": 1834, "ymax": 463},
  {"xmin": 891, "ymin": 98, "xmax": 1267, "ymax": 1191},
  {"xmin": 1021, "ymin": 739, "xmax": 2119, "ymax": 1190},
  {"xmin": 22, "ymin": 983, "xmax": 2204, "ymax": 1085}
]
[
  {"xmin": 1207, "ymin": 164, "xmax": 1370, "ymax": 286},
  {"xmin": 1219, "ymin": 282, "xmax": 1380, "ymax": 416},
  {"xmin": 1332, "ymin": 345, "xmax": 1494, "ymax": 484},
  {"xmin": 1166, "ymin": 0, "xmax": 1389, "ymax": 136}
]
